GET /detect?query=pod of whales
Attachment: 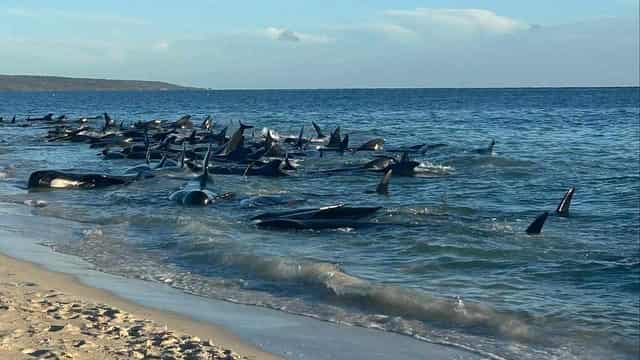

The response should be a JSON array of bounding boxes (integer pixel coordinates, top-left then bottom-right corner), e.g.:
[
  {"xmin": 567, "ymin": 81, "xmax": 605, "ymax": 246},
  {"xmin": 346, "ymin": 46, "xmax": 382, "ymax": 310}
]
[{"xmin": 9, "ymin": 111, "xmax": 578, "ymax": 235}]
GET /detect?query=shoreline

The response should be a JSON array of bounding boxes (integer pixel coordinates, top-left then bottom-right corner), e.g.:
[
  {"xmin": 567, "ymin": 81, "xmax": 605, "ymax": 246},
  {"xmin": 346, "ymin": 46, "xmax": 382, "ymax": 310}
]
[
  {"xmin": 0, "ymin": 252, "xmax": 281, "ymax": 360},
  {"xmin": 0, "ymin": 206, "xmax": 479, "ymax": 360}
]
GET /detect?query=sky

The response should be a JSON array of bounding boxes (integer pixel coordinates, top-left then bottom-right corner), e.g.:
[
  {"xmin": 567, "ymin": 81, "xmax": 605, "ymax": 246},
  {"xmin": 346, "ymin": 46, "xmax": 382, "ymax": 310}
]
[{"xmin": 1, "ymin": 1, "xmax": 638, "ymax": 88}]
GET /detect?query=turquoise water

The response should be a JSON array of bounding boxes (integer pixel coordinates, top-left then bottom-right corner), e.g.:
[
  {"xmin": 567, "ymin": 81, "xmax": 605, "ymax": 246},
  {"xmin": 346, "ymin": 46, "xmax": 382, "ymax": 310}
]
[{"xmin": 0, "ymin": 88, "xmax": 638, "ymax": 359}]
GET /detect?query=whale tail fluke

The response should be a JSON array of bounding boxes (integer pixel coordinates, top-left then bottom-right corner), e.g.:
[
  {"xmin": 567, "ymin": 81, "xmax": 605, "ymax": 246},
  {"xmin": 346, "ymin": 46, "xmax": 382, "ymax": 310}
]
[
  {"xmin": 526, "ymin": 212, "xmax": 549, "ymax": 235},
  {"xmin": 556, "ymin": 187, "xmax": 575, "ymax": 217}
]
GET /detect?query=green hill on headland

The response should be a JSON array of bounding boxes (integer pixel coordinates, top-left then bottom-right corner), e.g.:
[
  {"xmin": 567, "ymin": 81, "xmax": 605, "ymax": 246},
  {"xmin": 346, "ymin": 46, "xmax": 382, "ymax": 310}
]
[{"xmin": 0, "ymin": 75, "xmax": 199, "ymax": 92}]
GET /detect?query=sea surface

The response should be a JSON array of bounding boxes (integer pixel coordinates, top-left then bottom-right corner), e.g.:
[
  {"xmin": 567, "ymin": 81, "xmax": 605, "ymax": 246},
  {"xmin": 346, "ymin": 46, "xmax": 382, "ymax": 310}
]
[{"xmin": 0, "ymin": 88, "xmax": 638, "ymax": 359}]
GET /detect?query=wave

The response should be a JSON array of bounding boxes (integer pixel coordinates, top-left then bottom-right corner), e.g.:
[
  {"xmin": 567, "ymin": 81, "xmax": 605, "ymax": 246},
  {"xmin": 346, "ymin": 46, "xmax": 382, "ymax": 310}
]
[{"xmin": 174, "ymin": 248, "xmax": 537, "ymax": 341}]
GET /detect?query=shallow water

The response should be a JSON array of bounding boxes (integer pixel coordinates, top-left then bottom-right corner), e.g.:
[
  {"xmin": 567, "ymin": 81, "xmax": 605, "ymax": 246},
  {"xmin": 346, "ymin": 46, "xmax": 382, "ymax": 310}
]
[{"xmin": 1, "ymin": 88, "xmax": 638, "ymax": 359}]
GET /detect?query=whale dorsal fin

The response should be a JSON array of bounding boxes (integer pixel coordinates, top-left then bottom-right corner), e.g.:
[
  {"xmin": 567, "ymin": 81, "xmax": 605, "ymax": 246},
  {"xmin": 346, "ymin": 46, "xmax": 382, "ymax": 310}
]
[
  {"xmin": 340, "ymin": 134, "xmax": 349, "ymax": 152},
  {"xmin": 201, "ymin": 115, "xmax": 212, "ymax": 130},
  {"xmin": 556, "ymin": 187, "xmax": 575, "ymax": 217},
  {"xmin": 488, "ymin": 139, "xmax": 496, "ymax": 153},
  {"xmin": 376, "ymin": 169, "xmax": 393, "ymax": 195},
  {"xmin": 180, "ymin": 143, "xmax": 186, "ymax": 168},
  {"xmin": 526, "ymin": 212, "xmax": 549, "ymax": 235},
  {"xmin": 200, "ymin": 144, "xmax": 212, "ymax": 189},
  {"xmin": 297, "ymin": 126, "xmax": 304, "ymax": 149},
  {"xmin": 312, "ymin": 121, "xmax": 325, "ymax": 138},
  {"xmin": 328, "ymin": 127, "xmax": 341, "ymax": 147},
  {"xmin": 283, "ymin": 152, "xmax": 296, "ymax": 170},
  {"xmin": 145, "ymin": 146, "xmax": 151, "ymax": 165}
]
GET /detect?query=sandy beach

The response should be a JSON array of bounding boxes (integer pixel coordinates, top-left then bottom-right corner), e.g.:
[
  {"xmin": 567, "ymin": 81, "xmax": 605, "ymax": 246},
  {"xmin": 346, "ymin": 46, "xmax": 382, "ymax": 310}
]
[{"xmin": 0, "ymin": 253, "xmax": 280, "ymax": 360}]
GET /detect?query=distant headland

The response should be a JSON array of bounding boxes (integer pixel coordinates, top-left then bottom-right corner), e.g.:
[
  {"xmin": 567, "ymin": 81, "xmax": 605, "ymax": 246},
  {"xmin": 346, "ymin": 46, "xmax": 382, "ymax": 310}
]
[{"xmin": 0, "ymin": 74, "xmax": 200, "ymax": 92}]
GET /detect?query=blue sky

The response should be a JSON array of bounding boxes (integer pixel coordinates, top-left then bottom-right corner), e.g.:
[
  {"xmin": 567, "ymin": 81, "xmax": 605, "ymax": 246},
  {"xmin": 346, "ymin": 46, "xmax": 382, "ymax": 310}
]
[{"xmin": 1, "ymin": 1, "xmax": 638, "ymax": 88}]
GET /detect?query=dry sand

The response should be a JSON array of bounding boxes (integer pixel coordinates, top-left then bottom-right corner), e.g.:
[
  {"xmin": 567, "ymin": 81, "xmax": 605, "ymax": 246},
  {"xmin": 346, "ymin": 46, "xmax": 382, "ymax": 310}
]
[{"xmin": 0, "ymin": 253, "xmax": 281, "ymax": 360}]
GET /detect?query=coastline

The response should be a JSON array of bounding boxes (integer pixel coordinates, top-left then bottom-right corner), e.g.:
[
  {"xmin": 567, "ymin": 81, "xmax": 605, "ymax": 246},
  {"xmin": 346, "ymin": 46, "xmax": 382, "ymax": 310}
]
[
  {"xmin": 0, "ymin": 205, "xmax": 479, "ymax": 360},
  {"xmin": 0, "ymin": 252, "xmax": 281, "ymax": 360}
]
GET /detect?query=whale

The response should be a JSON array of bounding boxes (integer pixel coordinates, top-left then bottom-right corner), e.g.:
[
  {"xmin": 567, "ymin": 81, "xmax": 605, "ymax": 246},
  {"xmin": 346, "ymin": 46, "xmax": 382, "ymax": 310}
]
[
  {"xmin": 473, "ymin": 139, "xmax": 496, "ymax": 155},
  {"xmin": 255, "ymin": 218, "xmax": 380, "ymax": 230},
  {"xmin": 252, "ymin": 204, "xmax": 381, "ymax": 221},
  {"xmin": 169, "ymin": 144, "xmax": 233, "ymax": 206},
  {"xmin": 172, "ymin": 115, "xmax": 193, "ymax": 129},
  {"xmin": 124, "ymin": 146, "xmax": 155, "ymax": 177},
  {"xmin": 101, "ymin": 113, "xmax": 116, "ymax": 132},
  {"xmin": 319, "ymin": 134, "xmax": 349, "ymax": 156},
  {"xmin": 252, "ymin": 204, "xmax": 382, "ymax": 230},
  {"xmin": 27, "ymin": 170, "xmax": 136, "ymax": 189},
  {"xmin": 312, "ymin": 156, "xmax": 395, "ymax": 175},
  {"xmin": 201, "ymin": 115, "xmax": 213, "ymax": 130},
  {"xmin": 380, "ymin": 152, "xmax": 419, "ymax": 176},
  {"xmin": 209, "ymin": 159, "xmax": 288, "ymax": 177},
  {"xmin": 281, "ymin": 153, "xmax": 297, "ymax": 171},
  {"xmin": 218, "ymin": 121, "xmax": 253, "ymax": 157},
  {"xmin": 27, "ymin": 113, "xmax": 54, "ymax": 122},
  {"xmin": 356, "ymin": 138, "xmax": 384, "ymax": 152}
]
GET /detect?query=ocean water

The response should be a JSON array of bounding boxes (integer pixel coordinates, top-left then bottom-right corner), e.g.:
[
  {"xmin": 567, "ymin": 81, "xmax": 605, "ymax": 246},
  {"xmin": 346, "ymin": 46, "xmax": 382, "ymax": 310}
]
[{"xmin": 0, "ymin": 88, "xmax": 638, "ymax": 359}]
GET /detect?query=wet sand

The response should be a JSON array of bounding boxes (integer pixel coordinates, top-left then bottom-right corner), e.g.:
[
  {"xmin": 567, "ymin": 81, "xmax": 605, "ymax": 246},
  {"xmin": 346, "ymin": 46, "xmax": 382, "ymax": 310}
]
[{"xmin": 0, "ymin": 252, "xmax": 281, "ymax": 360}]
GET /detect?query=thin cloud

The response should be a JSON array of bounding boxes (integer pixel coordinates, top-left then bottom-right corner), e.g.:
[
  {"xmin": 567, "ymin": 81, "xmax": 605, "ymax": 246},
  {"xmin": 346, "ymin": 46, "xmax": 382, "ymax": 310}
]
[
  {"xmin": 6, "ymin": 7, "xmax": 149, "ymax": 26},
  {"xmin": 384, "ymin": 8, "xmax": 530, "ymax": 34}
]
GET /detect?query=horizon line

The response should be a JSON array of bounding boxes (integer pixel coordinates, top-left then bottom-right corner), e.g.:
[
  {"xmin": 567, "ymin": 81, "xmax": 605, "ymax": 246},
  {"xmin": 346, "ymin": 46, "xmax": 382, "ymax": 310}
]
[{"xmin": 194, "ymin": 85, "xmax": 639, "ymax": 91}]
